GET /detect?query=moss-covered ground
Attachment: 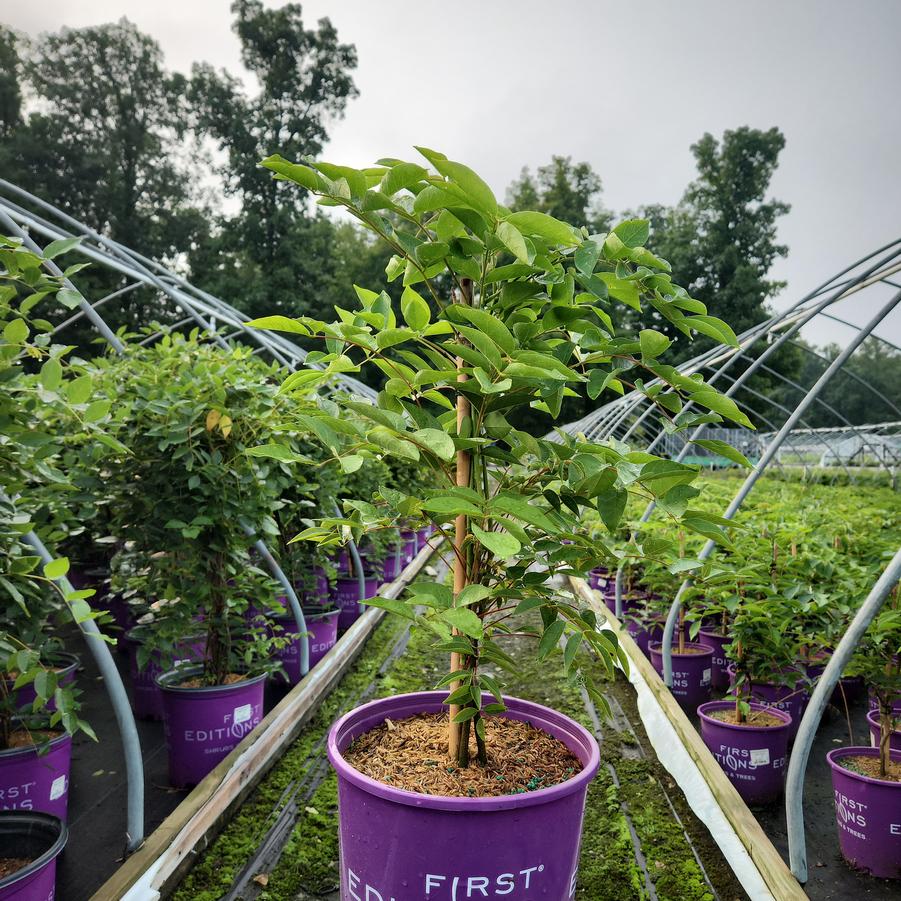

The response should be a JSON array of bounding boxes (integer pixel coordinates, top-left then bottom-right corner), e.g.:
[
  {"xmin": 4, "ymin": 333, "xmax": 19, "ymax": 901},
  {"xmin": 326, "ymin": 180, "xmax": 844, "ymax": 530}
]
[{"xmin": 173, "ymin": 609, "xmax": 748, "ymax": 901}]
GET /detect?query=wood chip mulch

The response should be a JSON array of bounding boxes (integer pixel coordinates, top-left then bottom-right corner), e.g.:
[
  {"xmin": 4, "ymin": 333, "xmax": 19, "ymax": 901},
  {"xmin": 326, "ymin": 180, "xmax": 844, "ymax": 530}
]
[
  {"xmin": 708, "ymin": 708, "xmax": 785, "ymax": 728},
  {"xmin": 0, "ymin": 858, "xmax": 31, "ymax": 879},
  {"xmin": 5, "ymin": 729, "xmax": 61, "ymax": 750},
  {"xmin": 840, "ymin": 754, "xmax": 901, "ymax": 783},
  {"xmin": 343, "ymin": 713, "xmax": 582, "ymax": 798}
]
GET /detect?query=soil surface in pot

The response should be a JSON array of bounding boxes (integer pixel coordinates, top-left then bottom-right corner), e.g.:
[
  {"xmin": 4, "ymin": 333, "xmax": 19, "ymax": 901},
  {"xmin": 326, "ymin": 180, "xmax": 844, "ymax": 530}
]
[
  {"xmin": 0, "ymin": 858, "xmax": 31, "ymax": 879},
  {"xmin": 178, "ymin": 672, "xmax": 247, "ymax": 689},
  {"xmin": 837, "ymin": 754, "xmax": 901, "ymax": 783},
  {"xmin": 706, "ymin": 708, "xmax": 784, "ymax": 727},
  {"xmin": 343, "ymin": 712, "xmax": 581, "ymax": 797},
  {"xmin": 5, "ymin": 728, "xmax": 62, "ymax": 749},
  {"xmin": 672, "ymin": 645, "xmax": 710, "ymax": 655}
]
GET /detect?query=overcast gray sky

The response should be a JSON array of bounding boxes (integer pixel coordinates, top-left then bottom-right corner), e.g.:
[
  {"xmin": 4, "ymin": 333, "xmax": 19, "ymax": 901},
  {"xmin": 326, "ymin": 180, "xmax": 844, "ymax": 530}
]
[{"xmin": 5, "ymin": 0, "xmax": 900, "ymax": 347}]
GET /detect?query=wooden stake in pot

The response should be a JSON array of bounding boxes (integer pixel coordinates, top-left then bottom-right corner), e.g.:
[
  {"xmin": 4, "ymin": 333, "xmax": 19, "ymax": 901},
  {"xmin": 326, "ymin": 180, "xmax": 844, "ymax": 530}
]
[{"xmin": 448, "ymin": 278, "xmax": 472, "ymax": 764}]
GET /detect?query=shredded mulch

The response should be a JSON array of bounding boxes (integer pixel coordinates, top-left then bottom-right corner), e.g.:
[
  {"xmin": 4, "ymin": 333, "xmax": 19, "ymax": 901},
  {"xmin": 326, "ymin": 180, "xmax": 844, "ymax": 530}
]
[
  {"xmin": 839, "ymin": 754, "xmax": 901, "ymax": 783},
  {"xmin": 673, "ymin": 645, "xmax": 711, "ymax": 656},
  {"xmin": 343, "ymin": 713, "xmax": 582, "ymax": 798},
  {"xmin": 5, "ymin": 729, "xmax": 61, "ymax": 750},
  {"xmin": 0, "ymin": 858, "xmax": 31, "ymax": 879},
  {"xmin": 178, "ymin": 673, "xmax": 247, "ymax": 689},
  {"xmin": 708, "ymin": 708, "xmax": 784, "ymax": 728}
]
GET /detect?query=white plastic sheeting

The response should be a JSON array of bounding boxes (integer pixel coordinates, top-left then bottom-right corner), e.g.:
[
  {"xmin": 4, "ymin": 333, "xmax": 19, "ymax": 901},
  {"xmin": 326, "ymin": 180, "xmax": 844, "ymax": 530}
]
[{"xmin": 599, "ymin": 619, "xmax": 776, "ymax": 901}]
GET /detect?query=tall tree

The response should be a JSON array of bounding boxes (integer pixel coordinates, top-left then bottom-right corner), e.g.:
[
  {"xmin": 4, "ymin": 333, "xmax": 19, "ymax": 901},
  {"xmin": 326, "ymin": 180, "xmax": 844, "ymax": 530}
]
[
  {"xmin": 507, "ymin": 156, "xmax": 610, "ymax": 232},
  {"xmin": 188, "ymin": 0, "xmax": 358, "ymax": 318},
  {"xmin": 647, "ymin": 126, "xmax": 790, "ymax": 351}
]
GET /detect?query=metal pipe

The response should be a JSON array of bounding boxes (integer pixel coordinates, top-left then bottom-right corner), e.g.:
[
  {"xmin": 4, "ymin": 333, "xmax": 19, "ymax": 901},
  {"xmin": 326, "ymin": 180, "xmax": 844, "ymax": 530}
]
[
  {"xmin": 661, "ymin": 289, "xmax": 901, "ymax": 684},
  {"xmin": 245, "ymin": 531, "xmax": 309, "ymax": 677},
  {"xmin": 19, "ymin": 524, "xmax": 145, "ymax": 850},
  {"xmin": 785, "ymin": 546, "xmax": 901, "ymax": 883}
]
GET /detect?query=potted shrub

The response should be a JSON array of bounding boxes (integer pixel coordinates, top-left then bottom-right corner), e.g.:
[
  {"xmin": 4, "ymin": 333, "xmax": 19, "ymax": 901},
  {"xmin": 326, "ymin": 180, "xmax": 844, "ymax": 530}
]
[
  {"xmin": 253, "ymin": 148, "xmax": 751, "ymax": 896},
  {"xmin": 0, "ymin": 235, "xmax": 109, "ymax": 897},
  {"xmin": 95, "ymin": 337, "xmax": 300, "ymax": 786},
  {"xmin": 828, "ymin": 602, "xmax": 901, "ymax": 878}
]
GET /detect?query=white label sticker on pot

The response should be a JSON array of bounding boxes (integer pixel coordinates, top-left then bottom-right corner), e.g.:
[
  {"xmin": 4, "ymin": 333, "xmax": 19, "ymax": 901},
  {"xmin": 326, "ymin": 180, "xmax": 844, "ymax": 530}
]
[
  {"xmin": 233, "ymin": 704, "xmax": 252, "ymax": 725},
  {"xmin": 702, "ymin": 668, "xmax": 711, "ymax": 684},
  {"xmin": 750, "ymin": 748, "xmax": 770, "ymax": 767},
  {"xmin": 49, "ymin": 775, "xmax": 67, "ymax": 800}
]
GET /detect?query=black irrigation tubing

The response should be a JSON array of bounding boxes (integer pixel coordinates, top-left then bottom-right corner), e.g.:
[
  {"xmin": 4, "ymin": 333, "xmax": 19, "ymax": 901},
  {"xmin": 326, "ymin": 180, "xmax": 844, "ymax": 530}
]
[{"xmin": 223, "ymin": 561, "xmax": 449, "ymax": 901}]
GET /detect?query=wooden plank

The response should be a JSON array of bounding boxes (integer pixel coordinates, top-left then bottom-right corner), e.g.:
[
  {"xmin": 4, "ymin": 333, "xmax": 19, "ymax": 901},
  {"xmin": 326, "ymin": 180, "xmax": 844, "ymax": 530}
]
[
  {"xmin": 569, "ymin": 576, "xmax": 808, "ymax": 901},
  {"xmin": 93, "ymin": 543, "xmax": 439, "ymax": 901}
]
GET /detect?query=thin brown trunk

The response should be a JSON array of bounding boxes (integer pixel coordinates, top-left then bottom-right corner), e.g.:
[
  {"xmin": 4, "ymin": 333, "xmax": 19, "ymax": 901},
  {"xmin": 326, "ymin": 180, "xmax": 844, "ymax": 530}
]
[
  {"xmin": 678, "ymin": 531, "xmax": 685, "ymax": 654},
  {"xmin": 448, "ymin": 279, "xmax": 472, "ymax": 764},
  {"xmin": 879, "ymin": 704, "xmax": 891, "ymax": 779}
]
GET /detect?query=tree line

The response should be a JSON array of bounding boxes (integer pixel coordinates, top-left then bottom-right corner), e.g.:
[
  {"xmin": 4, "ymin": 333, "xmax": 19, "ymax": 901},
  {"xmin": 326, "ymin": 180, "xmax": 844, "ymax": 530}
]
[{"xmin": 0, "ymin": 2, "xmax": 896, "ymax": 427}]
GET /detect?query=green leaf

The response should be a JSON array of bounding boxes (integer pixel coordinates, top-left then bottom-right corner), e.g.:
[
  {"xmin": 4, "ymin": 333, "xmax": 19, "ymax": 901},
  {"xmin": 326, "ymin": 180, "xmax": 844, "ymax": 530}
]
[
  {"xmin": 688, "ymin": 387, "xmax": 755, "ymax": 429},
  {"xmin": 368, "ymin": 426, "xmax": 420, "ymax": 461},
  {"xmin": 639, "ymin": 329, "xmax": 672, "ymax": 359},
  {"xmin": 452, "ymin": 306, "xmax": 516, "ymax": 354},
  {"xmin": 613, "ymin": 219, "xmax": 650, "ymax": 248},
  {"xmin": 381, "ymin": 161, "xmax": 427, "ymax": 195},
  {"xmin": 596, "ymin": 487, "xmax": 627, "ymax": 532},
  {"xmin": 496, "ymin": 221, "xmax": 532, "ymax": 264},
  {"xmin": 56, "ymin": 288, "xmax": 82, "ymax": 309},
  {"xmin": 538, "ymin": 620, "xmax": 566, "ymax": 659},
  {"xmin": 574, "ymin": 239, "xmax": 601, "ymax": 275},
  {"xmin": 246, "ymin": 315, "xmax": 310, "ymax": 335},
  {"xmin": 452, "ymin": 707, "xmax": 479, "ymax": 723},
  {"xmin": 688, "ymin": 314, "xmax": 739, "ymax": 348},
  {"xmin": 412, "ymin": 428, "xmax": 455, "ymax": 462},
  {"xmin": 84, "ymin": 399, "xmax": 111, "ymax": 422},
  {"xmin": 43, "ymin": 236, "xmax": 82, "ymax": 259},
  {"xmin": 40, "ymin": 357, "xmax": 63, "ymax": 391},
  {"xmin": 363, "ymin": 596, "xmax": 417, "ymax": 620},
  {"xmin": 692, "ymin": 439, "xmax": 752, "ymax": 468},
  {"xmin": 260, "ymin": 155, "xmax": 322, "ymax": 190},
  {"xmin": 440, "ymin": 607, "xmax": 484, "ymax": 639},
  {"xmin": 339, "ymin": 454, "xmax": 364, "ymax": 474},
  {"xmin": 457, "ymin": 584, "xmax": 491, "ymax": 607},
  {"xmin": 400, "ymin": 286, "xmax": 431, "ymax": 330},
  {"xmin": 563, "ymin": 632, "xmax": 582, "ymax": 672},
  {"xmin": 246, "ymin": 444, "xmax": 311, "ymax": 463},
  {"xmin": 3, "ymin": 318, "xmax": 28, "ymax": 344},
  {"xmin": 43, "ymin": 557, "xmax": 70, "ymax": 579},
  {"xmin": 471, "ymin": 523, "xmax": 521, "ymax": 558},
  {"xmin": 429, "ymin": 157, "xmax": 497, "ymax": 216},
  {"xmin": 420, "ymin": 494, "xmax": 483, "ymax": 518},
  {"xmin": 506, "ymin": 211, "xmax": 580, "ymax": 246},
  {"xmin": 66, "ymin": 374, "xmax": 93, "ymax": 404}
]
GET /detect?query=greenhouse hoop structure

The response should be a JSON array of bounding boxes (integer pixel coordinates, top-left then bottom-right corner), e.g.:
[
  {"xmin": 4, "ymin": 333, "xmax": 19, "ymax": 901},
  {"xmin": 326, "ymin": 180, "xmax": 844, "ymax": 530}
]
[{"xmin": 555, "ymin": 236, "xmax": 901, "ymax": 883}]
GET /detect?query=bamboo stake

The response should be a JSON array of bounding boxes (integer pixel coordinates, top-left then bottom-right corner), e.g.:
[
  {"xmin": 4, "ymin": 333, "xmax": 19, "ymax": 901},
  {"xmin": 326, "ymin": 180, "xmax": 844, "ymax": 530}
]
[{"xmin": 448, "ymin": 278, "xmax": 472, "ymax": 763}]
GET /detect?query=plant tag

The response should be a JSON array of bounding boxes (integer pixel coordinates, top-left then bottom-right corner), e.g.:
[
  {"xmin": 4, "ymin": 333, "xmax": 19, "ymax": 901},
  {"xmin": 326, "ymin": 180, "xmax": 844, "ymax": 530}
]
[
  {"xmin": 750, "ymin": 748, "xmax": 770, "ymax": 767},
  {"xmin": 49, "ymin": 775, "xmax": 67, "ymax": 800},
  {"xmin": 234, "ymin": 704, "xmax": 252, "ymax": 725},
  {"xmin": 702, "ymin": 668, "xmax": 711, "ymax": 684}
]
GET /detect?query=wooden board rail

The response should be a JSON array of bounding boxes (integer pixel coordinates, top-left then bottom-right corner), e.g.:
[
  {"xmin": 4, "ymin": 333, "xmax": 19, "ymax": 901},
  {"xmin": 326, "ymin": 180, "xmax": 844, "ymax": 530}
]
[{"xmin": 569, "ymin": 576, "xmax": 808, "ymax": 901}]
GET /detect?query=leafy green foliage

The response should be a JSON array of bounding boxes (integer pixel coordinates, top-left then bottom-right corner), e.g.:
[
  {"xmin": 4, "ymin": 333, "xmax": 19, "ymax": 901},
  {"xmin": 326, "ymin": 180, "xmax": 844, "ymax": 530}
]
[{"xmin": 253, "ymin": 148, "xmax": 750, "ymax": 760}]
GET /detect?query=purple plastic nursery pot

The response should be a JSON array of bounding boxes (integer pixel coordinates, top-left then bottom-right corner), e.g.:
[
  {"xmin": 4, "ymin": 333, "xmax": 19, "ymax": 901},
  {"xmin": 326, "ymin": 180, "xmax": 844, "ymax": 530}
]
[
  {"xmin": 727, "ymin": 665, "xmax": 809, "ymax": 744},
  {"xmin": 868, "ymin": 690, "xmax": 901, "ymax": 716},
  {"xmin": 699, "ymin": 629, "xmax": 731, "ymax": 691},
  {"xmin": 866, "ymin": 710, "xmax": 901, "ymax": 752},
  {"xmin": 272, "ymin": 608, "xmax": 340, "ymax": 683},
  {"xmin": 697, "ymin": 701, "xmax": 791, "ymax": 806},
  {"xmin": 327, "ymin": 691, "xmax": 600, "ymax": 901},
  {"xmin": 333, "ymin": 575, "xmax": 379, "ymax": 630},
  {"xmin": 416, "ymin": 527, "xmax": 430, "ymax": 549},
  {"xmin": 382, "ymin": 552, "xmax": 402, "ymax": 582},
  {"xmin": 827, "ymin": 746, "xmax": 901, "ymax": 879},
  {"xmin": 0, "ymin": 811, "xmax": 67, "ymax": 901},
  {"xmin": 4, "ymin": 653, "xmax": 79, "ymax": 715},
  {"xmin": 649, "ymin": 642, "xmax": 714, "ymax": 709},
  {"xmin": 400, "ymin": 529, "xmax": 418, "ymax": 563},
  {"xmin": 0, "ymin": 728, "xmax": 72, "ymax": 821},
  {"xmin": 125, "ymin": 631, "xmax": 205, "ymax": 721},
  {"xmin": 157, "ymin": 666, "xmax": 266, "ymax": 788}
]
